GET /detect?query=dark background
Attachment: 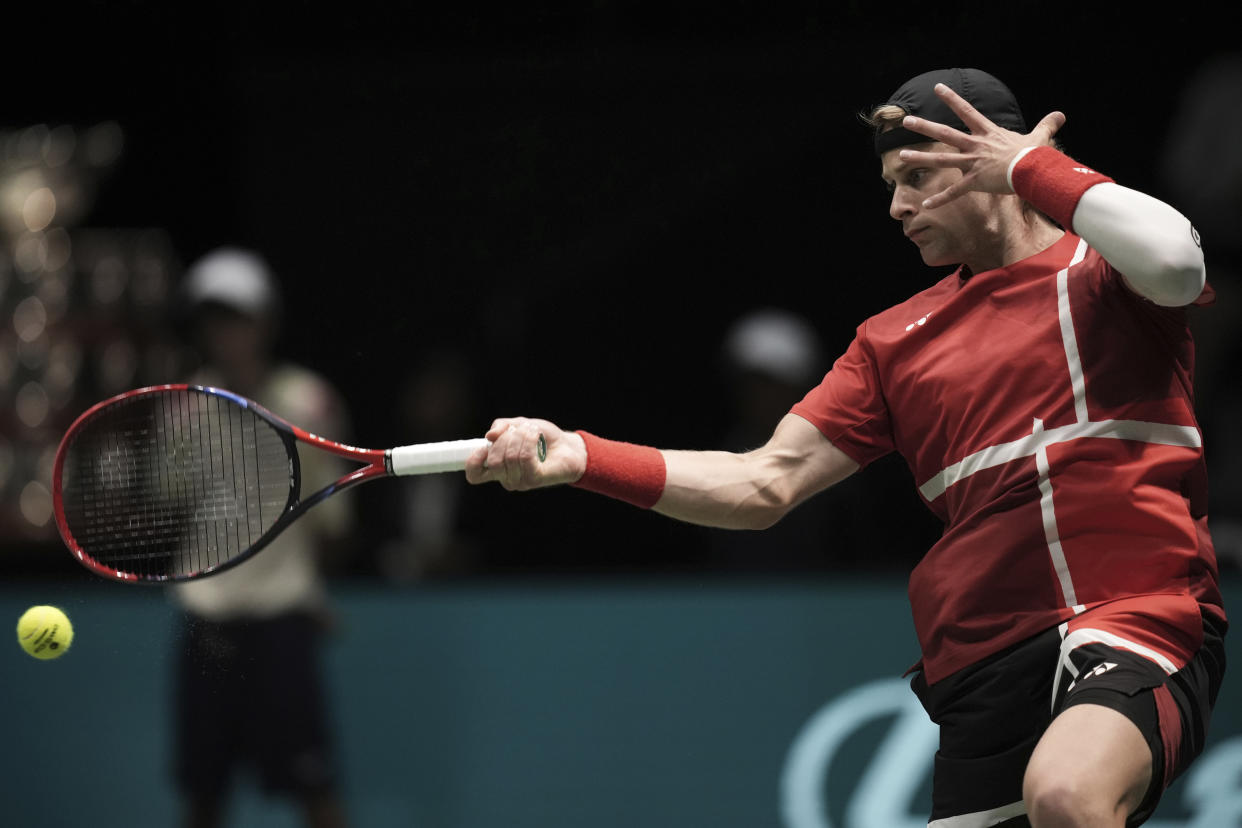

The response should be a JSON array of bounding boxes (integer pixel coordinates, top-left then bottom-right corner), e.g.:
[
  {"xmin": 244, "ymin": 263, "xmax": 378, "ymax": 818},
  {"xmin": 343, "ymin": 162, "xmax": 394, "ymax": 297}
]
[{"xmin": 5, "ymin": 3, "xmax": 1241, "ymax": 580}]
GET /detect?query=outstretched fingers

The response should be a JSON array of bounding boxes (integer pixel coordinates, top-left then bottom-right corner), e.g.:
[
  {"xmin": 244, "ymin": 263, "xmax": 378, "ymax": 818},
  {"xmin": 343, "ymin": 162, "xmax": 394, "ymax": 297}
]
[
  {"xmin": 896, "ymin": 146, "xmax": 971, "ymax": 170},
  {"xmin": 1031, "ymin": 110, "xmax": 1067, "ymax": 145},
  {"xmin": 900, "ymin": 113, "xmax": 968, "ymax": 148},
  {"xmin": 918, "ymin": 177, "xmax": 973, "ymax": 211},
  {"xmin": 888, "ymin": 85, "xmax": 1071, "ymax": 211},
  {"xmin": 899, "ymin": 83, "xmax": 994, "ymax": 149},
  {"xmin": 932, "ymin": 82, "xmax": 994, "ymax": 134}
]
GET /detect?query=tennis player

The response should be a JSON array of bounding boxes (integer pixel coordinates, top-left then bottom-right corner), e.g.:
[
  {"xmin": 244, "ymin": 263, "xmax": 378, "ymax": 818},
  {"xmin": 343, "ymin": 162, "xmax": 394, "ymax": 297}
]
[{"xmin": 467, "ymin": 68, "xmax": 1227, "ymax": 826}]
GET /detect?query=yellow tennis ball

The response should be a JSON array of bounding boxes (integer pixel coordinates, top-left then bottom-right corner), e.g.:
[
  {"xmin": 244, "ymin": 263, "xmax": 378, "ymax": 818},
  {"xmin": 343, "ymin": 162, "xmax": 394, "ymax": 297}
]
[{"xmin": 16, "ymin": 605, "xmax": 74, "ymax": 660}]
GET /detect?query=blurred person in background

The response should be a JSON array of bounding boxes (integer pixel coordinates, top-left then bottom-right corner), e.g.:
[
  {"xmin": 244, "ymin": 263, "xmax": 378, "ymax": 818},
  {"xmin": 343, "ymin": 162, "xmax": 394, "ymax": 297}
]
[
  {"xmin": 718, "ymin": 308, "xmax": 824, "ymax": 455},
  {"xmin": 171, "ymin": 247, "xmax": 352, "ymax": 828},
  {"xmin": 708, "ymin": 308, "xmax": 837, "ymax": 570}
]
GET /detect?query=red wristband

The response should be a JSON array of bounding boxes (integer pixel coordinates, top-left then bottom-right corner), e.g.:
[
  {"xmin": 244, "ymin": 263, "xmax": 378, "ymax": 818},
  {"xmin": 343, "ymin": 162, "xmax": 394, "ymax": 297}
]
[
  {"xmin": 571, "ymin": 430, "xmax": 667, "ymax": 509},
  {"xmin": 1010, "ymin": 145, "xmax": 1114, "ymax": 231}
]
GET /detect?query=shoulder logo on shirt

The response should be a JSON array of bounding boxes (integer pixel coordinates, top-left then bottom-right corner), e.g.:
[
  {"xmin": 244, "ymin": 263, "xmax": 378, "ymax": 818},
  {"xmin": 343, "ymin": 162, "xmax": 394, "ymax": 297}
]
[
  {"xmin": 904, "ymin": 312, "xmax": 932, "ymax": 333},
  {"xmin": 1191, "ymin": 225, "xmax": 1202, "ymax": 248},
  {"xmin": 1072, "ymin": 166, "xmax": 1097, "ymax": 175}
]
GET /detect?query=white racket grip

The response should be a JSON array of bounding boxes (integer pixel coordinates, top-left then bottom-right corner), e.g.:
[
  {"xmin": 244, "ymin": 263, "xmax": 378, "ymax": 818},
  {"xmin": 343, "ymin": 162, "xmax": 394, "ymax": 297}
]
[{"xmin": 388, "ymin": 438, "xmax": 490, "ymax": 476}]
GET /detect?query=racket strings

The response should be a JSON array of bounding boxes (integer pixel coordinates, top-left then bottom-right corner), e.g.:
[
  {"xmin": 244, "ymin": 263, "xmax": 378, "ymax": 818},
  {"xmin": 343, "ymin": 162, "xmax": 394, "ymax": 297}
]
[{"xmin": 58, "ymin": 389, "xmax": 293, "ymax": 578}]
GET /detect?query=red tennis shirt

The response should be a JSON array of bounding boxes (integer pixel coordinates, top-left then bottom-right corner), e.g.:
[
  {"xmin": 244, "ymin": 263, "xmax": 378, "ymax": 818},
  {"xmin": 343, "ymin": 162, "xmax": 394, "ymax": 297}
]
[{"xmin": 792, "ymin": 232, "xmax": 1225, "ymax": 684}]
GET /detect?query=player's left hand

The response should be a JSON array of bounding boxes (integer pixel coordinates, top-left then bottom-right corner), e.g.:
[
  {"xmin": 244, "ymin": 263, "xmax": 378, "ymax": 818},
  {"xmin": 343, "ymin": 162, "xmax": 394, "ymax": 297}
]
[{"xmin": 896, "ymin": 82, "xmax": 1066, "ymax": 210}]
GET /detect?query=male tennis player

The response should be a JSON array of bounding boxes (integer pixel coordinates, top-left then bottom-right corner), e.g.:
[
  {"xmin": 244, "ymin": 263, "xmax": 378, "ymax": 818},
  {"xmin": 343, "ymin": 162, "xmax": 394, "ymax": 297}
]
[{"xmin": 466, "ymin": 68, "xmax": 1227, "ymax": 826}]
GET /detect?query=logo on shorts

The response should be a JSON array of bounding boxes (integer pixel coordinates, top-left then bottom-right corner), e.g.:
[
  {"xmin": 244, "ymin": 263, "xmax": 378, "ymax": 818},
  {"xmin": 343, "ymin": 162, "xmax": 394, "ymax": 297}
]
[
  {"xmin": 1082, "ymin": 661, "xmax": 1118, "ymax": 680},
  {"xmin": 1067, "ymin": 661, "xmax": 1117, "ymax": 693}
]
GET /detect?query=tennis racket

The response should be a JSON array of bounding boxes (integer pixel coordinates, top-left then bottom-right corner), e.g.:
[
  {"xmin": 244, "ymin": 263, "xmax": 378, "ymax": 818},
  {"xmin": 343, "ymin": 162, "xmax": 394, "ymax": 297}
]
[{"xmin": 52, "ymin": 384, "xmax": 542, "ymax": 582}]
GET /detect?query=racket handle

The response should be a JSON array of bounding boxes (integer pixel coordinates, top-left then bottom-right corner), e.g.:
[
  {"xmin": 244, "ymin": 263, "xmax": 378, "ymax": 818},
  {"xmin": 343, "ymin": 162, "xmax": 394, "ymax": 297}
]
[
  {"xmin": 388, "ymin": 433, "xmax": 547, "ymax": 476},
  {"xmin": 389, "ymin": 438, "xmax": 491, "ymax": 475}
]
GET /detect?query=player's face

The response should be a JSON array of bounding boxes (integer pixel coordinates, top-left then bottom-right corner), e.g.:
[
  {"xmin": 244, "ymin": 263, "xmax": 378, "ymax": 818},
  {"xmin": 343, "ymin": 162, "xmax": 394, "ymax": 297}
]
[{"xmin": 881, "ymin": 143, "xmax": 990, "ymax": 268}]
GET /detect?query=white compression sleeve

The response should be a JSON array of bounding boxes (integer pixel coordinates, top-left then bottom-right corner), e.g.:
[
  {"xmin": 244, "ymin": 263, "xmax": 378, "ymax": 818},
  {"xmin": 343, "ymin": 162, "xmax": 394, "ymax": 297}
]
[{"xmin": 1071, "ymin": 182, "xmax": 1206, "ymax": 307}]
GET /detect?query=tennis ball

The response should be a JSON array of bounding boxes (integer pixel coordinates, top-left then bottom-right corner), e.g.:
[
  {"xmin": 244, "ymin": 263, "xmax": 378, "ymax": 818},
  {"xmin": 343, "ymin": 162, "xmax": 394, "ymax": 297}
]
[{"xmin": 16, "ymin": 605, "xmax": 74, "ymax": 660}]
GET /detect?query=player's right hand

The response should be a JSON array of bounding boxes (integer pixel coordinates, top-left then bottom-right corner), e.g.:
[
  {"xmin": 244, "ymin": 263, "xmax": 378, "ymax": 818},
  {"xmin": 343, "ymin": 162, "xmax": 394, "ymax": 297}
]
[{"xmin": 466, "ymin": 417, "xmax": 587, "ymax": 491}]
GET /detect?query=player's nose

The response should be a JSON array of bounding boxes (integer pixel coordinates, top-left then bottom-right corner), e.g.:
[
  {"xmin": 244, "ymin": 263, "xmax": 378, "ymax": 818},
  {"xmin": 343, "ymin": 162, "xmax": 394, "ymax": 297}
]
[{"xmin": 889, "ymin": 186, "xmax": 917, "ymax": 221}]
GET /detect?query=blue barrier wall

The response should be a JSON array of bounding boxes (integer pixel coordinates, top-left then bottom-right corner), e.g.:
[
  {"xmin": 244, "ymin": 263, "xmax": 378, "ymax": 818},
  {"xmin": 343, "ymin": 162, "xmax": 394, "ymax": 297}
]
[{"xmin": 3, "ymin": 577, "xmax": 1239, "ymax": 827}]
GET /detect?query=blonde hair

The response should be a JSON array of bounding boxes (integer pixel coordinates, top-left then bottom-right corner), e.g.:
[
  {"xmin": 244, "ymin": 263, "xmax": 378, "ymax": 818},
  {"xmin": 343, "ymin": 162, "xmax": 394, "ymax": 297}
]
[{"xmin": 862, "ymin": 104, "xmax": 908, "ymax": 132}]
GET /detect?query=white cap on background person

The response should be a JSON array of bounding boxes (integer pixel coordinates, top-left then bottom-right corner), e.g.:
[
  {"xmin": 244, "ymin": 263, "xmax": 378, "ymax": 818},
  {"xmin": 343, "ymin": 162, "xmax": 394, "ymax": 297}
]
[
  {"xmin": 723, "ymin": 308, "xmax": 822, "ymax": 387},
  {"xmin": 184, "ymin": 247, "xmax": 279, "ymax": 316}
]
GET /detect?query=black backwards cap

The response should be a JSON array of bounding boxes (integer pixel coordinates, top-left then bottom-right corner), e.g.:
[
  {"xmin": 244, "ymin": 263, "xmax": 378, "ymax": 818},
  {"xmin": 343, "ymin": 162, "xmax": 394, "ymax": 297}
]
[{"xmin": 874, "ymin": 68, "xmax": 1027, "ymax": 156}]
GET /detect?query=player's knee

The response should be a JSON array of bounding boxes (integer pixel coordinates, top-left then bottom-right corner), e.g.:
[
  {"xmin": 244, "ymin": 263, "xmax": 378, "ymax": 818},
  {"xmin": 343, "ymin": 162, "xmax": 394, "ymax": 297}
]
[{"xmin": 1023, "ymin": 767, "xmax": 1122, "ymax": 828}]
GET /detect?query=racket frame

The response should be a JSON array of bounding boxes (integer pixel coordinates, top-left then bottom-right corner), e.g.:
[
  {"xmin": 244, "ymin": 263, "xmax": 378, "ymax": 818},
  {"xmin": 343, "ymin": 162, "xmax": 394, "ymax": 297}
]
[{"xmin": 52, "ymin": 383, "xmax": 483, "ymax": 583}]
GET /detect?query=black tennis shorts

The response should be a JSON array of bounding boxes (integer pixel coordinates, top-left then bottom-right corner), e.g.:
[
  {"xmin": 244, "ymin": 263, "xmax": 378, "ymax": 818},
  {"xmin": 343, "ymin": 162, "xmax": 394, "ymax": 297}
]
[
  {"xmin": 173, "ymin": 611, "xmax": 340, "ymax": 798},
  {"xmin": 909, "ymin": 609, "xmax": 1225, "ymax": 827}
]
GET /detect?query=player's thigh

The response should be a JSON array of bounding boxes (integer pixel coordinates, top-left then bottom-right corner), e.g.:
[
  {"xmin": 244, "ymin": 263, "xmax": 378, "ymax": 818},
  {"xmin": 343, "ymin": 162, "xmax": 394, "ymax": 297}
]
[
  {"xmin": 911, "ymin": 627, "xmax": 1061, "ymax": 823},
  {"xmin": 1024, "ymin": 702, "xmax": 1151, "ymax": 818}
]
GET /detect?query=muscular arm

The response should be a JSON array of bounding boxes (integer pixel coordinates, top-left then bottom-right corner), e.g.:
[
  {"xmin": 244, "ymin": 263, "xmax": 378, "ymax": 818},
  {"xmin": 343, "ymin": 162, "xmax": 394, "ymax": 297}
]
[
  {"xmin": 467, "ymin": 413, "xmax": 859, "ymax": 530},
  {"xmin": 655, "ymin": 413, "xmax": 859, "ymax": 529}
]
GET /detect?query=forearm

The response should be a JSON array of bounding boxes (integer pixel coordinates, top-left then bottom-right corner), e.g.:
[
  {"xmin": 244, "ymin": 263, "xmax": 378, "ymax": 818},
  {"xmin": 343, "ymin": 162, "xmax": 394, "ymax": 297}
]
[
  {"xmin": 655, "ymin": 448, "xmax": 805, "ymax": 530},
  {"xmin": 574, "ymin": 414, "xmax": 859, "ymax": 530},
  {"xmin": 1009, "ymin": 146, "xmax": 1206, "ymax": 306},
  {"xmin": 570, "ymin": 433, "xmax": 788, "ymax": 529}
]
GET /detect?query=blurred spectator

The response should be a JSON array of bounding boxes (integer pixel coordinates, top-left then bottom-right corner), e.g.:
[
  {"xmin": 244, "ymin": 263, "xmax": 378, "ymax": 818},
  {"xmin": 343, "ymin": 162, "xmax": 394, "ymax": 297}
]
[
  {"xmin": 707, "ymin": 308, "xmax": 839, "ymax": 570},
  {"xmin": 369, "ymin": 347, "xmax": 485, "ymax": 581},
  {"xmin": 720, "ymin": 307, "xmax": 826, "ymax": 450},
  {"xmin": 169, "ymin": 247, "xmax": 352, "ymax": 828},
  {"xmin": 1159, "ymin": 53, "xmax": 1242, "ymax": 572}
]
